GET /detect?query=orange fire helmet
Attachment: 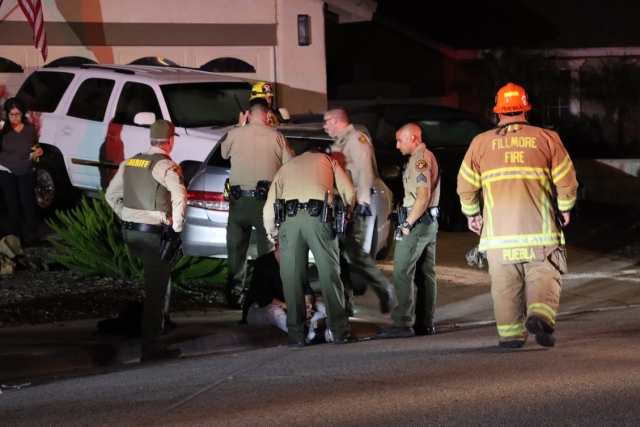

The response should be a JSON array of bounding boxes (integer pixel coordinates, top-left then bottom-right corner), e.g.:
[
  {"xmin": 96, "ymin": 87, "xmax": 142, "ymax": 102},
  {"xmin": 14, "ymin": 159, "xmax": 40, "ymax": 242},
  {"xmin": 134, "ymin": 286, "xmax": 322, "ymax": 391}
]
[{"xmin": 493, "ymin": 82, "xmax": 532, "ymax": 113}]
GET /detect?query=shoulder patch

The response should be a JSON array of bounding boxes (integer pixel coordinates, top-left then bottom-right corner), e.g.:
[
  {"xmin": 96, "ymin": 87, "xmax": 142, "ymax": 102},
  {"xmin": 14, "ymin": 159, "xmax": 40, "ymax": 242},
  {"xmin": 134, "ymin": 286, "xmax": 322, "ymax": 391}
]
[
  {"xmin": 170, "ymin": 165, "xmax": 184, "ymax": 185},
  {"xmin": 358, "ymin": 134, "xmax": 367, "ymax": 144},
  {"xmin": 415, "ymin": 160, "xmax": 428, "ymax": 172},
  {"xmin": 417, "ymin": 173, "xmax": 427, "ymax": 183}
]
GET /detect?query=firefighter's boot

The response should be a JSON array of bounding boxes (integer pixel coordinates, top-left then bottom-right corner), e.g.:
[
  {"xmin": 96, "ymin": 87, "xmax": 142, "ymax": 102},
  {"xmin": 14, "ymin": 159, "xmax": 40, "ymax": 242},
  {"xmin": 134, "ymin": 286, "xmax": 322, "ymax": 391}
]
[{"xmin": 525, "ymin": 315, "xmax": 555, "ymax": 347}]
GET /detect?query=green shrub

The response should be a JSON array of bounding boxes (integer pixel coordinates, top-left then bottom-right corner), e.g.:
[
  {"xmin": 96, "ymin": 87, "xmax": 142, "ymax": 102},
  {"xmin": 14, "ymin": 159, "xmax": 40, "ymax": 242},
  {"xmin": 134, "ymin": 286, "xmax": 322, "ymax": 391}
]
[{"xmin": 45, "ymin": 192, "xmax": 227, "ymax": 289}]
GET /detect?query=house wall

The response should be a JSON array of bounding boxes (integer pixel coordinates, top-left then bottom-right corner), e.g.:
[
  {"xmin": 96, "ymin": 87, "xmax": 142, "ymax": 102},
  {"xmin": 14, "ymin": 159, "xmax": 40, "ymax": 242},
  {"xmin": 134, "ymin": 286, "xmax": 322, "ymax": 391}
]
[
  {"xmin": 275, "ymin": 0, "xmax": 327, "ymax": 114},
  {"xmin": 0, "ymin": 0, "xmax": 327, "ymax": 114}
]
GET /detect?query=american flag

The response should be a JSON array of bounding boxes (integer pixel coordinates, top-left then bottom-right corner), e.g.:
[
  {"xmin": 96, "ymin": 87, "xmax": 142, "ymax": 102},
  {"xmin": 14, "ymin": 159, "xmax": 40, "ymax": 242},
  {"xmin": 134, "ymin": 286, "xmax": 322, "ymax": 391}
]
[{"xmin": 18, "ymin": 0, "xmax": 48, "ymax": 61}]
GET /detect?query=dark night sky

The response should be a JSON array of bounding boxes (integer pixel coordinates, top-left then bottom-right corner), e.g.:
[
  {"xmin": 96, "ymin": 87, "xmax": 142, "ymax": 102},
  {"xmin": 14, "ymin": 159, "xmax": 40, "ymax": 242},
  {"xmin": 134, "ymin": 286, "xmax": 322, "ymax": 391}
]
[{"xmin": 375, "ymin": 0, "xmax": 640, "ymax": 50}]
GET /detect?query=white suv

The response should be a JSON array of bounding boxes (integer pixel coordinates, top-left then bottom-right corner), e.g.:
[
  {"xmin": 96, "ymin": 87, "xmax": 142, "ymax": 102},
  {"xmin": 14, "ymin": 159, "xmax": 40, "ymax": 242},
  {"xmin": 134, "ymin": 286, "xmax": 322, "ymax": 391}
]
[{"xmin": 15, "ymin": 64, "xmax": 252, "ymax": 215}]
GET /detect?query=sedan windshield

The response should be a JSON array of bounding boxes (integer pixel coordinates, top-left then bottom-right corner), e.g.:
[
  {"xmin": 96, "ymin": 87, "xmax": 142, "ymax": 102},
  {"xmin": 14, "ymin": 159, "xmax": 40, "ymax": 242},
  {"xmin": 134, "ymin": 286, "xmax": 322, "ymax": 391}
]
[{"xmin": 161, "ymin": 82, "xmax": 251, "ymax": 128}]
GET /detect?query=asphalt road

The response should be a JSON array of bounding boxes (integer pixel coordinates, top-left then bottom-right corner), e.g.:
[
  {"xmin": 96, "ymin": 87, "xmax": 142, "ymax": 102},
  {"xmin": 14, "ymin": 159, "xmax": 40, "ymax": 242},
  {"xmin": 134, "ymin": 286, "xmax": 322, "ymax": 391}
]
[{"xmin": 2, "ymin": 307, "xmax": 639, "ymax": 427}]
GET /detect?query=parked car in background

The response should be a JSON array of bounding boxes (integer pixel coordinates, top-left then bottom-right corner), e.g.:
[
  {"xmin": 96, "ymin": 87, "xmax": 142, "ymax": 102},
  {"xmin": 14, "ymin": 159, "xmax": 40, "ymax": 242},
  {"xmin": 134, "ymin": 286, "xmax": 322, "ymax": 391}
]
[
  {"xmin": 346, "ymin": 104, "xmax": 493, "ymax": 231},
  {"xmin": 182, "ymin": 124, "xmax": 395, "ymax": 261}
]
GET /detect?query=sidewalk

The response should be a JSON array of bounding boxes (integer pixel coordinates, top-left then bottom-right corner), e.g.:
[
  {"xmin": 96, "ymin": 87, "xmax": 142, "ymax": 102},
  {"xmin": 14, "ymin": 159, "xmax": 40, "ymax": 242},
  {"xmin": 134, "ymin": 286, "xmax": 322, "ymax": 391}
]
[{"xmin": 2, "ymin": 245, "xmax": 639, "ymax": 383}]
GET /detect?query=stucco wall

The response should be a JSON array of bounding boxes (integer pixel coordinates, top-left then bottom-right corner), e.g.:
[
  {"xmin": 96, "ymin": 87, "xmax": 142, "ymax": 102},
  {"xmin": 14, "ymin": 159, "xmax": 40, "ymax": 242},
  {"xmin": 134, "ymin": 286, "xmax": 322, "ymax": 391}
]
[
  {"xmin": 274, "ymin": 0, "xmax": 327, "ymax": 114},
  {"xmin": 0, "ymin": 0, "xmax": 327, "ymax": 114},
  {"xmin": 1, "ymin": 0, "xmax": 277, "ymax": 23}
]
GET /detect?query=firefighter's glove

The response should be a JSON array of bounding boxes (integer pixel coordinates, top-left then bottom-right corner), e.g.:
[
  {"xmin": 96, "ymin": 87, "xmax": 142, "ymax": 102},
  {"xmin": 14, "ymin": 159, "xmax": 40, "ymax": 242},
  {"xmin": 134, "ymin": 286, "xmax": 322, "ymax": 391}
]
[{"xmin": 466, "ymin": 245, "xmax": 486, "ymax": 268}]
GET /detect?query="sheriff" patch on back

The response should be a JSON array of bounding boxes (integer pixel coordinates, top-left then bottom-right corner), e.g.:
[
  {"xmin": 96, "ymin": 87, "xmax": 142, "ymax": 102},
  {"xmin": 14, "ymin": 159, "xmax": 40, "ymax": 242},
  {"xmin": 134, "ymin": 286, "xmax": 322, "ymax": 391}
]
[{"xmin": 125, "ymin": 158, "xmax": 151, "ymax": 168}]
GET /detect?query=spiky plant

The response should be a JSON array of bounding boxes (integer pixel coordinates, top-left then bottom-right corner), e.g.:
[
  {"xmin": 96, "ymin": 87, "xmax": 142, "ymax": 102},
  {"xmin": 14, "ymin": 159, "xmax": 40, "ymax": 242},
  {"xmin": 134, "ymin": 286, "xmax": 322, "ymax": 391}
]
[{"xmin": 45, "ymin": 192, "xmax": 227, "ymax": 289}]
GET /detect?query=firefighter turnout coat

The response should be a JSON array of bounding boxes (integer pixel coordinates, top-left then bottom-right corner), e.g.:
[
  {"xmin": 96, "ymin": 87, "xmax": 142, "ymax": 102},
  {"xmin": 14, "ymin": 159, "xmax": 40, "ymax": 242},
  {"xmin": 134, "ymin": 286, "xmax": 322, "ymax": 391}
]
[{"xmin": 457, "ymin": 118, "xmax": 578, "ymax": 261}]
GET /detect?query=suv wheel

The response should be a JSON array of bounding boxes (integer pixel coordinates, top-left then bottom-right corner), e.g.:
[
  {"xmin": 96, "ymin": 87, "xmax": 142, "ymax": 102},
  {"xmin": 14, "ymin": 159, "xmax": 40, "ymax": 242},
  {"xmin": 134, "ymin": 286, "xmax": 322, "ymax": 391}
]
[{"xmin": 35, "ymin": 158, "xmax": 77, "ymax": 217}]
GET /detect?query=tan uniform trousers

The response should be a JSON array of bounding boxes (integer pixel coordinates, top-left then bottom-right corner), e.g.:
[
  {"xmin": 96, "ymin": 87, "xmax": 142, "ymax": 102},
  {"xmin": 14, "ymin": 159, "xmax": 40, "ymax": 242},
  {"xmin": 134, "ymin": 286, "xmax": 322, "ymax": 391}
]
[{"xmin": 487, "ymin": 250, "xmax": 563, "ymax": 343}]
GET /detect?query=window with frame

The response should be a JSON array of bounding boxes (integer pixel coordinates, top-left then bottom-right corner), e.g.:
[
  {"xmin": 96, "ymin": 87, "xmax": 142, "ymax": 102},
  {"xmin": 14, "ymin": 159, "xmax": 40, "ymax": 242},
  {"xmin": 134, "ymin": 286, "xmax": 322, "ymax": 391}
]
[
  {"xmin": 67, "ymin": 78, "xmax": 115, "ymax": 122},
  {"xmin": 542, "ymin": 70, "xmax": 572, "ymax": 125},
  {"xmin": 114, "ymin": 82, "xmax": 162, "ymax": 125}
]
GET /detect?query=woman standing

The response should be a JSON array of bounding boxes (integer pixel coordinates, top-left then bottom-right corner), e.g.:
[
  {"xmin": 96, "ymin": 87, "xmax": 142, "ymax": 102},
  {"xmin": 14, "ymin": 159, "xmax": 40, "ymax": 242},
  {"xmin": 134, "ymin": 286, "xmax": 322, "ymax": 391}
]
[{"xmin": 0, "ymin": 97, "xmax": 43, "ymax": 246}]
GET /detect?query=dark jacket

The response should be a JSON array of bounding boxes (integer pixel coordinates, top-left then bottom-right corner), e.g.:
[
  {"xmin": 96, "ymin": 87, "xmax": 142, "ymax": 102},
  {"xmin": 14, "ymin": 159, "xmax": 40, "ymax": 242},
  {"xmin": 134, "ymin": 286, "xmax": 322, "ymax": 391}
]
[
  {"xmin": 0, "ymin": 123, "xmax": 38, "ymax": 176},
  {"xmin": 241, "ymin": 251, "xmax": 313, "ymax": 322}
]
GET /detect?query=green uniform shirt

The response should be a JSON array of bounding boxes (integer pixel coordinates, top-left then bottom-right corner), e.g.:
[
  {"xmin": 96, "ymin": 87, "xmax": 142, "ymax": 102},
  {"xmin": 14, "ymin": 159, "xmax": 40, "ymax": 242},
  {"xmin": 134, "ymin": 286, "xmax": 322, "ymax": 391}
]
[
  {"xmin": 263, "ymin": 152, "xmax": 355, "ymax": 239},
  {"xmin": 330, "ymin": 124, "xmax": 377, "ymax": 205},
  {"xmin": 221, "ymin": 120, "xmax": 294, "ymax": 189},
  {"xmin": 402, "ymin": 144, "xmax": 440, "ymax": 210}
]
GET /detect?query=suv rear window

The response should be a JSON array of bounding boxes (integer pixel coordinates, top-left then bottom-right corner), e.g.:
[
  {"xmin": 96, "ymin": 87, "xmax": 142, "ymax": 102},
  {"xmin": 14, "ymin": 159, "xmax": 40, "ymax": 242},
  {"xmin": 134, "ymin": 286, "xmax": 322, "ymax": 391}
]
[
  {"xmin": 67, "ymin": 78, "xmax": 115, "ymax": 122},
  {"xmin": 161, "ymin": 82, "xmax": 251, "ymax": 128},
  {"xmin": 17, "ymin": 71, "xmax": 74, "ymax": 113}
]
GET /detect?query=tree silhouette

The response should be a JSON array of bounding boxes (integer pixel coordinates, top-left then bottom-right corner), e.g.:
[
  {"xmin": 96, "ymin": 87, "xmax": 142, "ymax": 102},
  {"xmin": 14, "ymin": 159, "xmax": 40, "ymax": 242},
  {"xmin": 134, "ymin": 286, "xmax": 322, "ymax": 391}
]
[
  {"xmin": 471, "ymin": 48, "xmax": 570, "ymax": 126},
  {"xmin": 580, "ymin": 58, "xmax": 640, "ymax": 146}
]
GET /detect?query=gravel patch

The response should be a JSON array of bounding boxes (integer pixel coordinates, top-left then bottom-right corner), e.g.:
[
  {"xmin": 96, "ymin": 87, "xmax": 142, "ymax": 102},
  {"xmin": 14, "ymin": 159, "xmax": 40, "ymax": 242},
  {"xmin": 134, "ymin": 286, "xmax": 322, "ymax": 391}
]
[{"xmin": 0, "ymin": 243, "xmax": 226, "ymax": 327}]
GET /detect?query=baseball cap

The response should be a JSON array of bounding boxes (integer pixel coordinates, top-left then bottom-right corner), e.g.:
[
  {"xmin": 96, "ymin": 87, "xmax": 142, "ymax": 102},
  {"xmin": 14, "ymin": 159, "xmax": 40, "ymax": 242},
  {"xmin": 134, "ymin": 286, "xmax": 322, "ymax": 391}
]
[{"xmin": 150, "ymin": 120, "xmax": 179, "ymax": 139}]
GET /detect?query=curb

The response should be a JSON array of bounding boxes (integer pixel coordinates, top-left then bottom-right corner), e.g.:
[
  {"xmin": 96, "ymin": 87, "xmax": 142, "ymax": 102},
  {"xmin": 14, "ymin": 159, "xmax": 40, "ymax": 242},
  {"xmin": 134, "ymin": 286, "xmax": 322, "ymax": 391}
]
[
  {"xmin": 2, "ymin": 305, "xmax": 638, "ymax": 383},
  {"xmin": 0, "ymin": 318, "xmax": 385, "ymax": 382}
]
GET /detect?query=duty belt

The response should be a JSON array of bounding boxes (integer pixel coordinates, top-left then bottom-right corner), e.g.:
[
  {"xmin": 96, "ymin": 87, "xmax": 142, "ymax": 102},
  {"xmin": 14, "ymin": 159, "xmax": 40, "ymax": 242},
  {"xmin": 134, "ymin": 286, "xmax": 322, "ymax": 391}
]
[
  {"xmin": 230, "ymin": 180, "xmax": 270, "ymax": 201},
  {"xmin": 122, "ymin": 221, "xmax": 163, "ymax": 235},
  {"xmin": 406, "ymin": 206, "xmax": 439, "ymax": 224},
  {"xmin": 285, "ymin": 199, "xmax": 324, "ymax": 218}
]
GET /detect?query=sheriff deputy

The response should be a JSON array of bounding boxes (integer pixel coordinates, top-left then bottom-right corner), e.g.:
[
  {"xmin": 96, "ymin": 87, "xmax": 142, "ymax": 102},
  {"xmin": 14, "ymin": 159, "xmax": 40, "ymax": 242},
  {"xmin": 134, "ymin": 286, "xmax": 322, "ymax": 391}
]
[{"xmin": 105, "ymin": 119, "xmax": 186, "ymax": 362}]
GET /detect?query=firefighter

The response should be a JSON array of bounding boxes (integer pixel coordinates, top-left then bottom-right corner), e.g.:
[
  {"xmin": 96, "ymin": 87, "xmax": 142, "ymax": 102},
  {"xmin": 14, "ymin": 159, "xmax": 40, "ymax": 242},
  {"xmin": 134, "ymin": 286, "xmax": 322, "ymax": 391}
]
[
  {"xmin": 457, "ymin": 82, "xmax": 578, "ymax": 348},
  {"xmin": 238, "ymin": 81, "xmax": 286, "ymax": 127}
]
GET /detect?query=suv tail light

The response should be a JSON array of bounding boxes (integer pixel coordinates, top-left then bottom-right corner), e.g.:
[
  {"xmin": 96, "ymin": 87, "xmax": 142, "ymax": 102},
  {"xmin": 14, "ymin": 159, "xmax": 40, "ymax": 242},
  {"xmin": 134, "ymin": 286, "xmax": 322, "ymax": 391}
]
[{"xmin": 187, "ymin": 190, "xmax": 229, "ymax": 211}]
